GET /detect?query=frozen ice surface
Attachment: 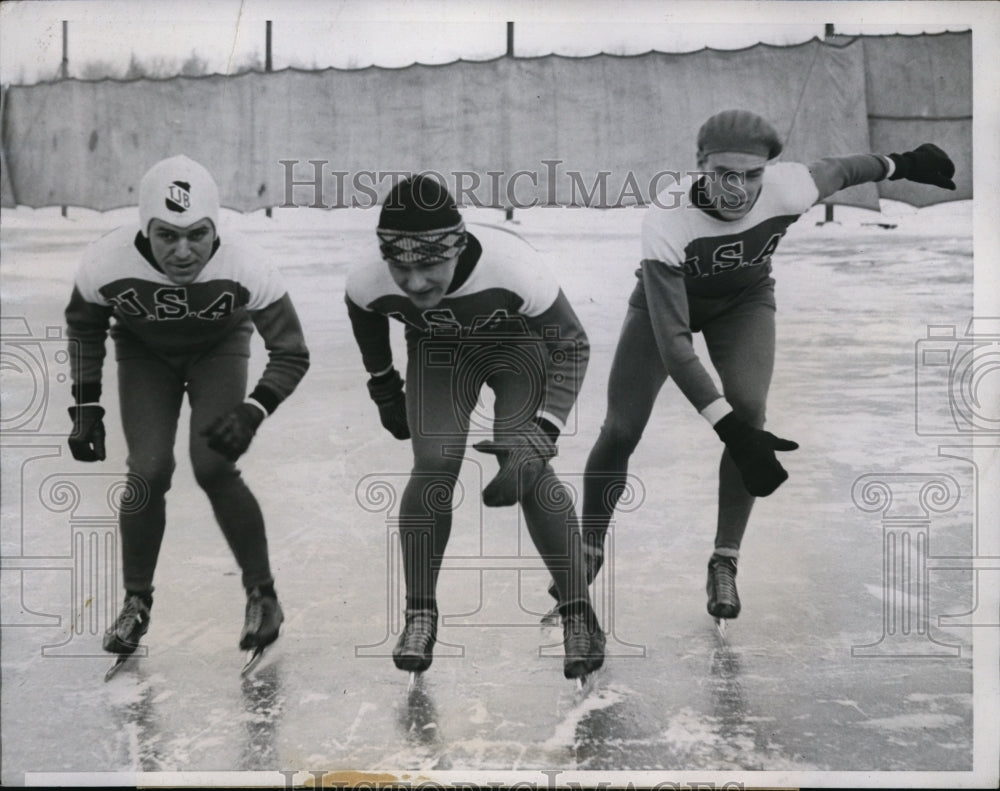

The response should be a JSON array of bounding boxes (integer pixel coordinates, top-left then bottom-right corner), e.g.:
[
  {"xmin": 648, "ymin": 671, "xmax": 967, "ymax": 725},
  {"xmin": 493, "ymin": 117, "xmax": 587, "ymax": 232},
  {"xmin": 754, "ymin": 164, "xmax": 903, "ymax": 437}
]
[{"xmin": 0, "ymin": 199, "xmax": 987, "ymax": 785}]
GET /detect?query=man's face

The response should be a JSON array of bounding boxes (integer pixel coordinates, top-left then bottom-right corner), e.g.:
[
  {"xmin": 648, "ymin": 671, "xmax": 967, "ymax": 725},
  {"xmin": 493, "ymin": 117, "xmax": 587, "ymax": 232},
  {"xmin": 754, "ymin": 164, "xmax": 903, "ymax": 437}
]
[
  {"xmin": 699, "ymin": 151, "xmax": 770, "ymax": 220},
  {"xmin": 147, "ymin": 218, "xmax": 216, "ymax": 284},
  {"xmin": 387, "ymin": 254, "xmax": 461, "ymax": 309}
]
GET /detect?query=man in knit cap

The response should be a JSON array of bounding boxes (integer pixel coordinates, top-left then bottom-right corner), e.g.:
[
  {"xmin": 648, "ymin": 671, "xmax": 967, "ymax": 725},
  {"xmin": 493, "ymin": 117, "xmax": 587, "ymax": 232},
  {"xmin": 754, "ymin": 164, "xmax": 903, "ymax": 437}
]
[
  {"xmin": 571, "ymin": 109, "xmax": 956, "ymax": 629},
  {"xmin": 346, "ymin": 173, "xmax": 603, "ymax": 683},
  {"xmin": 65, "ymin": 155, "xmax": 310, "ymax": 672}
]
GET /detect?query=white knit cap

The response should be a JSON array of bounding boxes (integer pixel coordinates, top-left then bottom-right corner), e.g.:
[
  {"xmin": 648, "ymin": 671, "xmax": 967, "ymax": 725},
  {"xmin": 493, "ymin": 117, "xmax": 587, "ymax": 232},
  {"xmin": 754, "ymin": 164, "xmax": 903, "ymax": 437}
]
[{"xmin": 138, "ymin": 155, "xmax": 219, "ymax": 235}]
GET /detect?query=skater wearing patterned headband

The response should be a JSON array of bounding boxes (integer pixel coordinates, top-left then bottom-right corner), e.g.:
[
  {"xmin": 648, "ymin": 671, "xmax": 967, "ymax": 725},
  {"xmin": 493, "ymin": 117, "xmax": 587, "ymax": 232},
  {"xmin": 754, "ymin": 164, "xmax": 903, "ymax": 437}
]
[
  {"xmin": 572, "ymin": 109, "xmax": 957, "ymax": 628},
  {"xmin": 346, "ymin": 174, "xmax": 603, "ymax": 684},
  {"xmin": 64, "ymin": 155, "xmax": 310, "ymax": 675}
]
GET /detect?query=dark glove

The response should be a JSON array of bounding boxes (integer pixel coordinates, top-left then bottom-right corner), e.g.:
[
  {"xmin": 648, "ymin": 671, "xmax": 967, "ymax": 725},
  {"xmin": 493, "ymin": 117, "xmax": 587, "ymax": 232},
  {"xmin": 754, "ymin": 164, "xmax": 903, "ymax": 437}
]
[
  {"xmin": 473, "ymin": 421, "xmax": 557, "ymax": 507},
  {"xmin": 714, "ymin": 412, "xmax": 798, "ymax": 497},
  {"xmin": 67, "ymin": 405, "xmax": 106, "ymax": 462},
  {"xmin": 202, "ymin": 403, "xmax": 265, "ymax": 462},
  {"xmin": 887, "ymin": 143, "xmax": 956, "ymax": 190},
  {"xmin": 367, "ymin": 369, "xmax": 410, "ymax": 440}
]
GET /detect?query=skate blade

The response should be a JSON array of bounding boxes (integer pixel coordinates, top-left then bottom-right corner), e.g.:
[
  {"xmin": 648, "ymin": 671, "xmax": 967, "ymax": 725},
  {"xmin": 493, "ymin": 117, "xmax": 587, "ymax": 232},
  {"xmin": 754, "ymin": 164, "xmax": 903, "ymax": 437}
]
[
  {"xmin": 104, "ymin": 654, "xmax": 131, "ymax": 682},
  {"xmin": 407, "ymin": 671, "xmax": 423, "ymax": 692},
  {"xmin": 714, "ymin": 617, "xmax": 727, "ymax": 638},
  {"xmin": 240, "ymin": 646, "xmax": 267, "ymax": 677},
  {"xmin": 573, "ymin": 672, "xmax": 597, "ymax": 695}
]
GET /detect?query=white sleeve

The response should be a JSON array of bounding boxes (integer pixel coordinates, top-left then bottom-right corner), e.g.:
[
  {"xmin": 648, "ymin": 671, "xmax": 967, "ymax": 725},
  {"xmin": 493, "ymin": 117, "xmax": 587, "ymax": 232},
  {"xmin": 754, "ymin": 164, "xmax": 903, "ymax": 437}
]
[
  {"xmin": 74, "ymin": 252, "xmax": 111, "ymax": 305},
  {"xmin": 512, "ymin": 257, "xmax": 560, "ymax": 317},
  {"xmin": 773, "ymin": 162, "xmax": 821, "ymax": 214},
  {"xmin": 235, "ymin": 244, "xmax": 289, "ymax": 311},
  {"xmin": 641, "ymin": 204, "xmax": 687, "ymax": 269},
  {"xmin": 490, "ymin": 236, "xmax": 560, "ymax": 317}
]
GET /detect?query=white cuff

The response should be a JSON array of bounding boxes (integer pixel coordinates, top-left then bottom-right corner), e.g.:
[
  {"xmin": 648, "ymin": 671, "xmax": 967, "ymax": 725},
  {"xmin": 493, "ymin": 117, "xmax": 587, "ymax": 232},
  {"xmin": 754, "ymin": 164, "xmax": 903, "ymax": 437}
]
[
  {"xmin": 700, "ymin": 398, "xmax": 732, "ymax": 427},
  {"xmin": 880, "ymin": 154, "xmax": 895, "ymax": 180},
  {"xmin": 245, "ymin": 397, "xmax": 268, "ymax": 419},
  {"xmin": 536, "ymin": 410, "xmax": 565, "ymax": 434}
]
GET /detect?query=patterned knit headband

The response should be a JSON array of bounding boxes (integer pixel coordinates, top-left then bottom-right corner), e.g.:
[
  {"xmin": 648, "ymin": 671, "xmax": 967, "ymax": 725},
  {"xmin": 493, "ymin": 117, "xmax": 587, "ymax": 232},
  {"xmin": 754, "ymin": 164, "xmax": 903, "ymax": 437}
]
[{"xmin": 376, "ymin": 220, "xmax": 467, "ymax": 265}]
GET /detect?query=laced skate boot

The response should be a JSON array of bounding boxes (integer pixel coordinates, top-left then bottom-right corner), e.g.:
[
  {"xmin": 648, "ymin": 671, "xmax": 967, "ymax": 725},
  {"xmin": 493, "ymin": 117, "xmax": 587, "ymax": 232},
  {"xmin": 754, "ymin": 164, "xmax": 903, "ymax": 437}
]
[
  {"xmin": 103, "ymin": 592, "xmax": 152, "ymax": 654},
  {"xmin": 706, "ymin": 554, "xmax": 741, "ymax": 620},
  {"xmin": 239, "ymin": 586, "xmax": 284, "ymax": 650},
  {"xmin": 559, "ymin": 601, "xmax": 605, "ymax": 680},
  {"xmin": 393, "ymin": 608, "xmax": 438, "ymax": 673}
]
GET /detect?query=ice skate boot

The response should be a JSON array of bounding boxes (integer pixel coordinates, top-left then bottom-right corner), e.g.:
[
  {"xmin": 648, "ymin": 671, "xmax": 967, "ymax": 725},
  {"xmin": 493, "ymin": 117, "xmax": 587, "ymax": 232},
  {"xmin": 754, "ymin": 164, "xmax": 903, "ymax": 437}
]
[
  {"xmin": 103, "ymin": 592, "xmax": 152, "ymax": 681},
  {"xmin": 103, "ymin": 592, "xmax": 151, "ymax": 654},
  {"xmin": 707, "ymin": 554, "xmax": 741, "ymax": 634},
  {"xmin": 559, "ymin": 601, "xmax": 605, "ymax": 685},
  {"xmin": 393, "ymin": 608, "xmax": 438, "ymax": 682},
  {"xmin": 240, "ymin": 586, "xmax": 284, "ymax": 674}
]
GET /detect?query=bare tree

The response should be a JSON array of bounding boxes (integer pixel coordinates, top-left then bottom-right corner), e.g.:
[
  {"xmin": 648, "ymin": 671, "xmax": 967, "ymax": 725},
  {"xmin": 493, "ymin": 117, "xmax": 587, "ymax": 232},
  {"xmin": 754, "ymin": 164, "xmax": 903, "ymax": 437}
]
[
  {"xmin": 79, "ymin": 59, "xmax": 123, "ymax": 80},
  {"xmin": 123, "ymin": 53, "xmax": 147, "ymax": 80},
  {"xmin": 180, "ymin": 51, "xmax": 209, "ymax": 76},
  {"xmin": 234, "ymin": 50, "xmax": 264, "ymax": 74}
]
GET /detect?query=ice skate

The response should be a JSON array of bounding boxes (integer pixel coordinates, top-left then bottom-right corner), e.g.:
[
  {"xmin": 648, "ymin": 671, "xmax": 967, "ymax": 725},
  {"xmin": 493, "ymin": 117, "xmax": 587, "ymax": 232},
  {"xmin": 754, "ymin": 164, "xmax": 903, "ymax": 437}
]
[
  {"xmin": 542, "ymin": 543, "xmax": 604, "ymax": 624},
  {"xmin": 239, "ymin": 587, "xmax": 284, "ymax": 675},
  {"xmin": 102, "ymin": 593, "xmax": 152, "ymax": 681},
  {"xmin": 707, "ymin": 554, "xmax": 740, "ymax": 636},
  {"xmin": 560, "ymin": 602, "xmax": 605, "ymax": 683},
  {"xmin": 393, "ymin": 608, "xmax": 438, "ymax": 679}
]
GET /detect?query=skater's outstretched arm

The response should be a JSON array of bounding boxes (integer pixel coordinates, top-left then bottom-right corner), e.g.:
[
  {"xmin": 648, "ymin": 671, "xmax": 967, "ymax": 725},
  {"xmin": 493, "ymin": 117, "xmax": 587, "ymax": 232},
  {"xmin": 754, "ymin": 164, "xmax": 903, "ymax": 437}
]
[{"xmin": 808, "ymin": 144, "xmax": 956, "ymax": 201}]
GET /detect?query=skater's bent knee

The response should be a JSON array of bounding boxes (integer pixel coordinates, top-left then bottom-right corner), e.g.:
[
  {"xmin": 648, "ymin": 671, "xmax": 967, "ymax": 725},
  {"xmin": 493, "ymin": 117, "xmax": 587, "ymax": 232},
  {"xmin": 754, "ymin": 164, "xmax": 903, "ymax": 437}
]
[
  {"xmin": 192, "ymin": 460, "xmax": 240, "ymax": 492},
  {"xmin": 599, "ymin": 420, "xmax": 645, "ymax": 454},
  {"xmin": 124, "ymin": 464, "xmax": 173, "ymax": 498}
]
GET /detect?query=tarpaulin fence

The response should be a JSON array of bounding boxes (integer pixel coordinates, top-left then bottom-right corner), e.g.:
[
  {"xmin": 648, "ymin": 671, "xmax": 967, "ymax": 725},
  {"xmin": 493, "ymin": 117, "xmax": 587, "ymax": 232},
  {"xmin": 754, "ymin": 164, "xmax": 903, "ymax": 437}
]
[{"xmin": 0, "ymin": 32, "xmax": 971, "ymax": 212}]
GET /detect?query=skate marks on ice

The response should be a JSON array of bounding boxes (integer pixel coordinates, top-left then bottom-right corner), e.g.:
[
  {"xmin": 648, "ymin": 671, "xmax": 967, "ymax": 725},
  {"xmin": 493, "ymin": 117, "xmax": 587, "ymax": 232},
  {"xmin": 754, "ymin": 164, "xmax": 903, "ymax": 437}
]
[
  {"xmin": 389, "ymin": 678, "xmax": 450, "ymax": 771},
  {"xmin": 541, "ymin": 680, "xmax": 627, "ymax": 753},
  {"xmin": 399, "ymin": 674, "xmax": 440, "ymax": 746},
  {"xmin": 239, "ymin": 664, "xmax": 283, "ymax": 770},
  {"xmin": 537, "ymin": 659, "xmax": 802, "ymax": 773},
  {"xmin": 375, "ymin": 663, "xmax": 630, "ymax": 772},
  {"xmin": 657, "ymin": 634, "xmax": 816, "ymax": 772},
  {"xmin": 101, "ymin": 655, "xmax": 286, "ymax": 773},
  {"xmin": 104, "ymin": 672, "xmax": 169, "ymax": 772}
]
